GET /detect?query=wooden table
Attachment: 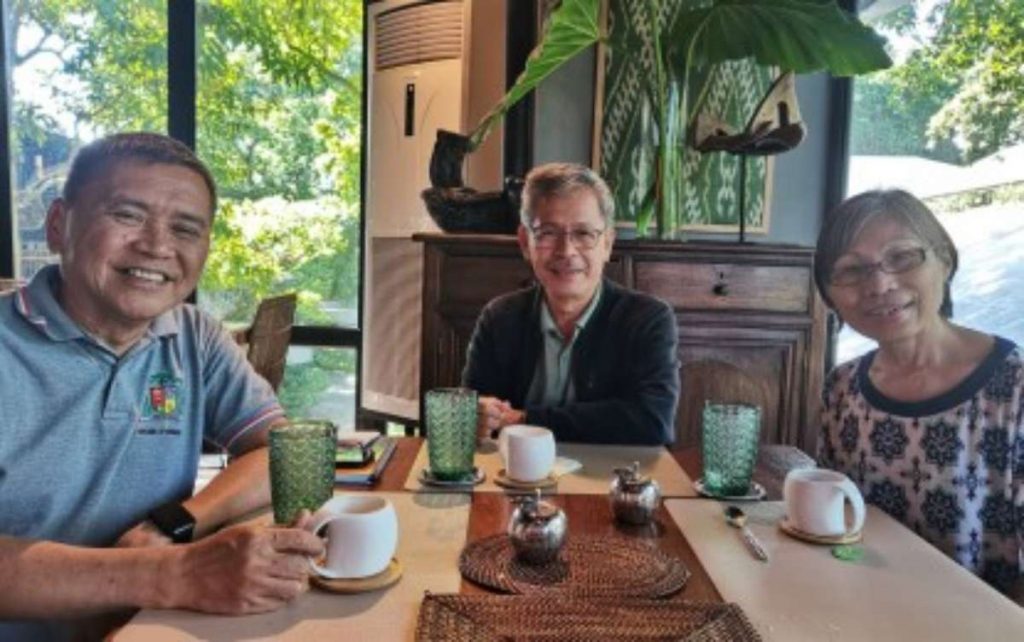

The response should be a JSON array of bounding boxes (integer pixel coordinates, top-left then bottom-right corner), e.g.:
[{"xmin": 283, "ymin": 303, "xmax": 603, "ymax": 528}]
[
  {"xmin": 116, "ymin": 438, "xmax": 816, "ymax": 639},
  {"xmin": 368, "ymin": 438, "xmax": 814, "ymax": 603}
]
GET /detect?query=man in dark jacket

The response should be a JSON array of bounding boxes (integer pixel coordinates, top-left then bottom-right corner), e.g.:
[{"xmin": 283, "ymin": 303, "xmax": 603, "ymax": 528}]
[{"xmin": 462, "ymin": 163, "xmax": 679, "ymax": 445}]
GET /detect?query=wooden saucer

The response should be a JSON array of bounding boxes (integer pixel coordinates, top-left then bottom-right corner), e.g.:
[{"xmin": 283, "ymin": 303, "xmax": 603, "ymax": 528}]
[
  {"xmin": 311, "ymin": 558, "xmax": 403, "ymax": 594},
  {"xmin": 494, "ymin": 469, "xmax": 557, "ymax": 490},
  {"xmin": 778, "ymin": 518, "xmax": 862, "ymax": 545}
]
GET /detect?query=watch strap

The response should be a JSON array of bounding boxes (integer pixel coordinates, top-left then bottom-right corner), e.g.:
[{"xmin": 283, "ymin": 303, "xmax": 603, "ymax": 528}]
[{"xmin": 148, "ymin": 501, "xmax": 196, "ymax": 544}]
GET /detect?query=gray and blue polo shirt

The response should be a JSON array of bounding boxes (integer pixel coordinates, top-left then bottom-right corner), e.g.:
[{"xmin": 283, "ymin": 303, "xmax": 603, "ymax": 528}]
[{"xmin": 0, "ymin": 265, "xmax": 284, "ymax": 547}]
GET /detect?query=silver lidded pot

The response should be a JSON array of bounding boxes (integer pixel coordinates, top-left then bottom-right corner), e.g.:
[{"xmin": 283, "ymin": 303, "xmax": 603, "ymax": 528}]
[
  {"xmin": 507, "ymin": 489, "xmax": 568, "ymax": 565},
  {"xmin": 610, "ymin": 461, "xmax": 661, "ymax": 525}
]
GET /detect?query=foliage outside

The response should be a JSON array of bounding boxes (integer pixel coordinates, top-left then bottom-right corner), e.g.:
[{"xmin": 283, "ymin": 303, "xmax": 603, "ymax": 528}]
[
  {"xmin": 9, "ymin": 0, "xmax": 363, "ymax": 420},
  {"xmin": 850, "ymin": 0, "xmax": 1024, "ymax": 164}
]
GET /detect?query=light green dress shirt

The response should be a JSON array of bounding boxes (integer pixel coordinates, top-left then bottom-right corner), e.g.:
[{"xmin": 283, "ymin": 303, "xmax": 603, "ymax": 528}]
[{"xmin": 525, "ymin": 284, "xmax": 603, "ymax": 407}]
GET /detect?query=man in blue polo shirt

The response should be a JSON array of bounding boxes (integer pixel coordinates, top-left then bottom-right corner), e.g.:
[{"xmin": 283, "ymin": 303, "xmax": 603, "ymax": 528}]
[{"xmin": 0, "ymin": 133, "xmax": 322, "ymax": 639}]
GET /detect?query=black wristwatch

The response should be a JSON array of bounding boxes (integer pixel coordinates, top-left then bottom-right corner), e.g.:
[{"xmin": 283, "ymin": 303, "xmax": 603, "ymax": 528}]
[{"xmin": 148, "ymin": 501, "xmax": 196, "ymax": 544}]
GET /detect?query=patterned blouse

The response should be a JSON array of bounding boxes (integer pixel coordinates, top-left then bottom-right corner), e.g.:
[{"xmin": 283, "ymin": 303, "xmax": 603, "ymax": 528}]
[{"xmin": 819, "ymin": 336, "xmax": 1023, "ymax": 594}]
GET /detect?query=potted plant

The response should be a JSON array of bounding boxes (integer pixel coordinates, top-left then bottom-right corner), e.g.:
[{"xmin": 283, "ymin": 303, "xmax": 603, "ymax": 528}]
[{"xmin": 423, "ymin": 0, "xmax": 892, "ymax": 238}]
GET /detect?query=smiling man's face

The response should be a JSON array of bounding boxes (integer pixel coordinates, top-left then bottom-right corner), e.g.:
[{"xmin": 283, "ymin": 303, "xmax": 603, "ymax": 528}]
[
  {"xmin": 517, "ymin": 187, "xmax": 614, "ymax": 312},
  {"xmin": 46, "ymin": 161, "xmax": 213, "ymax": 344}
]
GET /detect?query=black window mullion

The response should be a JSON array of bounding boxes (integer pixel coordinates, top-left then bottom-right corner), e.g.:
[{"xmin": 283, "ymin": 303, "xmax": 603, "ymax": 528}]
[
  {"xmin": 822, "ymin": 0, "xmax": 858, "ymax": 372},
  {"xmin": 167, "ymin": 0, "xmax": 196, "ymax": 149},
  {"xmin": 0, "ymin": 0, "xmax": 16, "ymax": 278},
  {"xmin": 168, "ymin": 0, "xmax": 196, "ymax": 303},
  {"xmin": 354, "ymin": 3, "xmax": 369, "ymax": 414},
  {"xmin": 291, "ymin": 326, "xmax": 361, "ymax": 348}
]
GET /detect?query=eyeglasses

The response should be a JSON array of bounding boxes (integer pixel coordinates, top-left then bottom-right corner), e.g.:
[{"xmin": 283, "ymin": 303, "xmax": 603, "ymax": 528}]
[
  {"xmin": 529, "ymin": 225, "xmax": 606, "ymax": 250},
  {"xmin": 828, "ymin": 247, "xmax": 929, "ymax": 286}
]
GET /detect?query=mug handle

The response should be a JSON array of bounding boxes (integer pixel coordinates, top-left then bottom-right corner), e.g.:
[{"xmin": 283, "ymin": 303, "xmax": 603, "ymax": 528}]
[
  {"xmin": 306, "ymin": 511, "xmax": 333, "ymax": 577},
  {"xmin": 836, "ymin": 477, "xmax": 866, "ymax": 535}
]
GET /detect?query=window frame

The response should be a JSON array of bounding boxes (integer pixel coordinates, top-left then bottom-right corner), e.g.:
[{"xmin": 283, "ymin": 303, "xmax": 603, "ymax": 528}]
[
  {"xmin": 0, "ymin": 0, "xmax": 15, "ymax": 278},
  {"xmin": 0, "ymin": 0, "xmax": 367, "ymax": 414}
]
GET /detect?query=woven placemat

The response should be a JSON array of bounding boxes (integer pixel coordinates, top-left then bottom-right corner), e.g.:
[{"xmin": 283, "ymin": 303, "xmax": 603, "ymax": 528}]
[
  {"xmin": 458, "ymin": 534, "xmax": 689, "ymax": 598},
  {"xmin": 415, "ymin": 593, "xmax": 762, "ymax": 641}
]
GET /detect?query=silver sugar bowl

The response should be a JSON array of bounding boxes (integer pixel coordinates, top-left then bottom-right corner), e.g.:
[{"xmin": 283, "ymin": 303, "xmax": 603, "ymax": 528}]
[
  {"xmin": 508, "ymin": 490, "xmax": 568, "ymax": 564},
  {"xmin": 609, "ymin": 461, "xmax": 661, "ymax": 525}
]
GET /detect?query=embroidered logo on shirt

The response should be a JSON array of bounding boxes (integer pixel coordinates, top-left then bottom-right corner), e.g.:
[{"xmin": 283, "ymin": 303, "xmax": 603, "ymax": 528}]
[{"xmin": 143, "ymin": 372, "xmax": 182, "ymax": 421}]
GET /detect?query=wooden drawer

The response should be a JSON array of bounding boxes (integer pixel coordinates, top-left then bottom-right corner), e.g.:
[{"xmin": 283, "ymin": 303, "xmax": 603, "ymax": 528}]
[
  {"xmin": 635, "ymin": 261, "xmax": 811, "ymax": 314},
  {"xmin": 437, "ymin": 255, "xmax": 534, "ymax": 305}
]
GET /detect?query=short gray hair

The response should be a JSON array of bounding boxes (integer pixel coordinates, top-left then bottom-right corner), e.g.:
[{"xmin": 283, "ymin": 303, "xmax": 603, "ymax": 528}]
[
  {"xmin": 814, "ymin": 189, "xmax": 957, "ymax": 317},
  {"xmin": 520, "ymin": 162, "xmax": 615, "ymax": 228}
]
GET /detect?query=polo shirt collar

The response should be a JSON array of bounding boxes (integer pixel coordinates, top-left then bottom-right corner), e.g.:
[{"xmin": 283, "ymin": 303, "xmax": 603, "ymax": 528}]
[{"xmin": 15, "ymin": 264, "xmax": 180, "ymax": 344}]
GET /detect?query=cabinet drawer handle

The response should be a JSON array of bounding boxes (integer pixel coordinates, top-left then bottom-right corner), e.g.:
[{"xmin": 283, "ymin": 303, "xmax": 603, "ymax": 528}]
[{"xmin": 712, "ymin": 283, "xmax": 729, "ymax": 296}]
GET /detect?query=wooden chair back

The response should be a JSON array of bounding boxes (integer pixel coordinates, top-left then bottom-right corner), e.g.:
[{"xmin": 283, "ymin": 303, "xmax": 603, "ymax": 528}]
[
  {"xmin": 674, "ymin": 359, "xmax": 773, "ymax": 449},
  {"xmin": 244, "ymin": 293, "xmax": 297, "ymax": 391}
]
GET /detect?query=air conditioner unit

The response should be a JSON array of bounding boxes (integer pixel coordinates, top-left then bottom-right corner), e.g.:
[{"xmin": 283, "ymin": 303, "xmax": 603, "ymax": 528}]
[{"xmin": 362, "ymin": 0, "xmax": 503, "ymax": 422}]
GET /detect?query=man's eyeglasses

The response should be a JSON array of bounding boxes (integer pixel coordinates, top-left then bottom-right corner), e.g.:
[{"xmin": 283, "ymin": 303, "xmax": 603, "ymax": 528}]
[
  {"xmin": 530, "ymin": 225, "xmax": 606, "ymax": 250},
  {"xmin": 828, "ymin": 247, "xmax": 929, "ymax": 286}
]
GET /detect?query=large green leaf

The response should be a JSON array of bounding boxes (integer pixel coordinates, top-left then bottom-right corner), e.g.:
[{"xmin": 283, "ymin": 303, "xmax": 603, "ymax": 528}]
[
  {"xmin": 467, "ymin": 0, "xmax": 602, "ymax": 150},
  {"xmin": 666, "ymin": 0, "xmax": 892, "ymax": 76}
]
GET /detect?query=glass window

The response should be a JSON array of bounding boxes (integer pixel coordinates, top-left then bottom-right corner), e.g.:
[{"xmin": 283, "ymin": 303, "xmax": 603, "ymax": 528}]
[
  {"xmin": 279, "ymin": 346, "xmax": 357, "ymax": 430},
  {"xmin": 8, "ymin": 1, "xmax": 167, "ymax": 280},
  {"xmin": 194, "ymin": 1, "xmax": 363, "ymax": 415},
  {"xmin": 195, "ymin": 0, "xmax": 363, "ymax": 330},
  {"xmin": 839, "ymin": 0, "xmax": 1024, "ymax": 362}
]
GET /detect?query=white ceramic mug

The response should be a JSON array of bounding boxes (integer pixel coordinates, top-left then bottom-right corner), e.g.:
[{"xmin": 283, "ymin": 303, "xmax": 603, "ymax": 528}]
[
  {"xmin": 308, "ymin": 495, "xmax": 398, "ymax": 579},
  {"xmin": 783, "ymin": 468, "xmax": 866, "ymax": 538},
  {"xmin": 499, "ymin": 425, "xmax": 556, "ymax": 482}
]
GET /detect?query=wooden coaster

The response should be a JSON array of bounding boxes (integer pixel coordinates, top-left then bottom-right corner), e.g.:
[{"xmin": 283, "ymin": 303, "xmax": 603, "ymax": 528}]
[
  {"xmin": 778, "ymin": 518, "xmax": 862, "ymax": 545},
  {"xmin": 494, "ymin": 469, "xmax": 557, "ymax": 491},
  {"xmin": 311, "ymin": 558, "xmax": 403, "ymax": 594}
]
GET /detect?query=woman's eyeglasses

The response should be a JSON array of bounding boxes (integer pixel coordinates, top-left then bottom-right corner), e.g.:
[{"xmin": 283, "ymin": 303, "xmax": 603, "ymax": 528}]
[
  {"xmin": 829, "ymin": 247, "xmax": 929, "ymax": 286},
  {"xmin": 530, "ymin": 225, "xmax": 606, "ymax": 250}
]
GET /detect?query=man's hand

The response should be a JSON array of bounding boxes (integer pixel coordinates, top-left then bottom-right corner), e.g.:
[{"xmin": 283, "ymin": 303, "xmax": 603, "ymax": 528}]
[
  {"xmin": 115, "ymin": 521, "xmax": 173, "ymax": 549},
  {"xmin": 477, "ymin": 396, "xmax": 526, "ymax": 440},
  {"xmin": 165, "ymin": 522, "xmax": 323, "ymax": 615}
]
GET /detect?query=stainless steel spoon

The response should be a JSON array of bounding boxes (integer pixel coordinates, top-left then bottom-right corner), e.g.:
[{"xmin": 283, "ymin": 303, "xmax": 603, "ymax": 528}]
[{"xmin": 724, "ymin": 505, "xmax": 769, "ymax": 562}]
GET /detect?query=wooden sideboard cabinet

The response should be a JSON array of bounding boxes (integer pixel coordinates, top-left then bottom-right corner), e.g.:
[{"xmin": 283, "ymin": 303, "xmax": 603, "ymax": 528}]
[{"xmin": 416, "ymin": 233, "xmax": 828, "ymax": 453}]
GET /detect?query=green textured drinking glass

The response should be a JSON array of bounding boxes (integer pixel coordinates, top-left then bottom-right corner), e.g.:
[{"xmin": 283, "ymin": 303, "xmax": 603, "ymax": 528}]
[
  {"xmin": 425, "ymin": 388, "xmax": 478, "ymax": 481},
  {"xmin": 701, "ymin": 402, "xmax": 762, "ymax": 496},
  {"xmin": 269, "ymin": 420, "xmax": 336, "ymax": 525}
]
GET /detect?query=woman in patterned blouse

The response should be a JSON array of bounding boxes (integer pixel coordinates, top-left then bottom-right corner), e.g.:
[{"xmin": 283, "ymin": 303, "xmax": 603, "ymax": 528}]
[{"xmin": 814, "ymin": 189, "xmax": 1022, "ymax": 599}]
